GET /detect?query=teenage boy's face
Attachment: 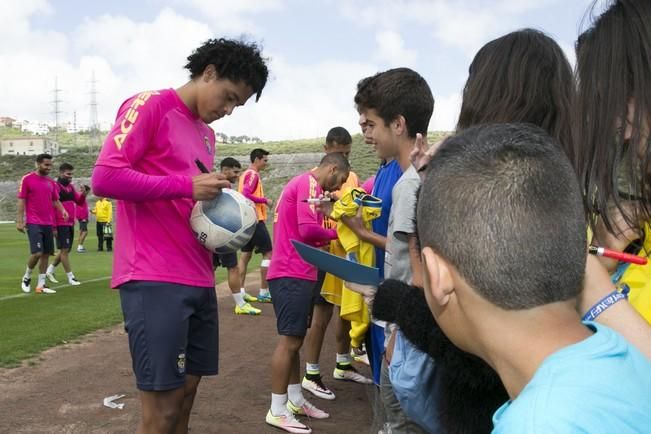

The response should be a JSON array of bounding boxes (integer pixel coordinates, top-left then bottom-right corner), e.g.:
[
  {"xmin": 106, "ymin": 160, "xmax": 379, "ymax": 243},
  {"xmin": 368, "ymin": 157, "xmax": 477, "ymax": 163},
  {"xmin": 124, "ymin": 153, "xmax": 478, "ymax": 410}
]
[
  {"xmin": 359, "ymin": 109, "xmax": 398, "ymax": 160},
  {"xmin": 198, "ymin": 67, "xmax": 254, "ymax": 124},
  {"xmin": 255, "ymin": 155, "xmax": 269, "ymax": 170},
  {"xmin": 359, "ymin": 114, "xmax": 374, "ymax": 145}
]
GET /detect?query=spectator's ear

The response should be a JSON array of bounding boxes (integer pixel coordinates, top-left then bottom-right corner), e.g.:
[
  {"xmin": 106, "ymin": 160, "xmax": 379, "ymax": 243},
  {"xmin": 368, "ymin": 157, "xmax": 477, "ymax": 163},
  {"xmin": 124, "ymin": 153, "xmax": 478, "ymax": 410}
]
[
  {"xmin": 391, "ymin": 114, "xmax": 407, "ymax": 137},
  {"xmin": 421, "ymin": 247, "xmax": 455, "ymax": 313}
]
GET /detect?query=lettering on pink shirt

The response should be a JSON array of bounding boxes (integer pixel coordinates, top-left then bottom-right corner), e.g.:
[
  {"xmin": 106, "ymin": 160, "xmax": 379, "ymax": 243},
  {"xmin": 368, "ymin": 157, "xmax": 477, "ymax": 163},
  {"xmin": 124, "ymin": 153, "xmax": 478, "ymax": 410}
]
[
  {"xmin": 113, "ymin": 91, "xmax": 160, "ymax": 150},
  {"xmin": 96, "ymin": 88, "xmax": 216, "ymax": 289}
]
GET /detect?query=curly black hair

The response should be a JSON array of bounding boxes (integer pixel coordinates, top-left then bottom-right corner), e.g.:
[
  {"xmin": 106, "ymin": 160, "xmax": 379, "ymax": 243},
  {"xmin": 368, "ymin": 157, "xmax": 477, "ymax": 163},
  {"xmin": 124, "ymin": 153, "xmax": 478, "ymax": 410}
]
[{"xmin": 185, "ymin": 38, "xmax": 269, "ymax": 102}]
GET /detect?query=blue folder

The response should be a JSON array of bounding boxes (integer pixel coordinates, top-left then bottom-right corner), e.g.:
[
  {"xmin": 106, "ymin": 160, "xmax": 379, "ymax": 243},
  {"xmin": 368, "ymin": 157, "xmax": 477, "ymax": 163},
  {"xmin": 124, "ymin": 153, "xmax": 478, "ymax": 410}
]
[{"xmin": 291, "ymin": 240, "xmax": 380, "ymax": 286}]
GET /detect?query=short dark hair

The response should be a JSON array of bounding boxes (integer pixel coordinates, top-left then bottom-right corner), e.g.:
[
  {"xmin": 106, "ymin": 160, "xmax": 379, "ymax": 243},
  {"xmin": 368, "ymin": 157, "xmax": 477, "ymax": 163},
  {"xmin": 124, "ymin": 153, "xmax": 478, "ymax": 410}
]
[
  {"xmin": 457, "ymin": 29, "xmax": 574, "ymax": 156},
  {"xmin": 325, "ymin": 127, "xmax": 352, "ymax": 147},
  {"xmin": 250, "ymin": 148, "xmax": 270, "ymax": 163},
  {"xmin": 319, "ymin": 152, "xmax": 350, "ymax": 172},
  {"xmin": 417, "ymin": 124, "xmax": 587, "ymax": 310},
  {"xmin": 184, "ymin": 38, "xmax": 269, "ymax": 102},
  {"xmin": 59, "ymin": 163, "xmax": 74, "ymax": 172},
  {"xmin": 220, "ymin": 157, "xmax": 241, "ymax": 169},
  {"xmin": 354, "ymin": 68, "xmax": 434, "ymax": 138},
  {"xmin": 36, "ymin": 153, "xmax": 52, "ymax": 163}
]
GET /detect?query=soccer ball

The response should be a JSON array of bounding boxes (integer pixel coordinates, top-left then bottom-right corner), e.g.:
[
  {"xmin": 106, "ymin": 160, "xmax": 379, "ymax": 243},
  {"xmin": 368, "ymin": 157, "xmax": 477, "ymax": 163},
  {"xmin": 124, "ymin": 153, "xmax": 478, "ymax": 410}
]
[{"xmin": 190, "ymin": 188, "xmax": 257, "ymax": 254}]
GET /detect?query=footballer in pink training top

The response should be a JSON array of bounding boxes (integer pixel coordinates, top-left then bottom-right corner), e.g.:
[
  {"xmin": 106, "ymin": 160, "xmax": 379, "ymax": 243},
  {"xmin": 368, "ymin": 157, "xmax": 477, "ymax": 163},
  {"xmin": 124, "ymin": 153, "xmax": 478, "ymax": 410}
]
[
  {"xmin": 17, "ymin": 153, "xmax": 68, "ymax": 294},
  {"xmin": 265, "ymin": 153, "xmax": 349, "ymax": 433},
  {"xmin": 45, "ymin": 163, "xmax": 87, "ymax": 286},
  {"xmin": 91, "ymin": 38, "xmax": 268, "ymax": 434},
  {"xmin": 75, "ymin": 184, "xmax": 91, "ymax": 252}
]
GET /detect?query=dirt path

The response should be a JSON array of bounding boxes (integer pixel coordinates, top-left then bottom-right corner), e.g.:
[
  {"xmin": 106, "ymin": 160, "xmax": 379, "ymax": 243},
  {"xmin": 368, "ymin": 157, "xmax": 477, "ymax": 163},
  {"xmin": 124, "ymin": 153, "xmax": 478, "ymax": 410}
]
[{"xmin": 0, "ymin": 274, "xmax": 374, "ymax": 433}]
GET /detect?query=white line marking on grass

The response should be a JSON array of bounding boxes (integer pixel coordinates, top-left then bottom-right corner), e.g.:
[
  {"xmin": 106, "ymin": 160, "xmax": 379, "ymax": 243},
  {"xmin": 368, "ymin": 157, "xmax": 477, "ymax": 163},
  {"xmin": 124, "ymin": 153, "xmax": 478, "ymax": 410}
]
[
  {"xmin": 0, "ymin": 293, "xmax": 29, "ymax": 301},
  {"xmin": 0, "ymin": 276, "xmax": 111, "ymax": 302}
]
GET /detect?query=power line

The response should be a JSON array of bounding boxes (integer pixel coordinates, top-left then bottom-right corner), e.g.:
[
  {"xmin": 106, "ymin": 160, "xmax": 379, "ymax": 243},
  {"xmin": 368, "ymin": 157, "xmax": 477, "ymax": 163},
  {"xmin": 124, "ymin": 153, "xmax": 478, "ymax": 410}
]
[
  {"xmin": 89, "ymin": 70, "xmax": 99, "ymax": 153},
  {"xmin": 73, "ymin": 111, "xmax": 77, "ymax": 146},
  {"xmin": 51, "ymin": 76, "xmax": 62, "ymax": 148}
]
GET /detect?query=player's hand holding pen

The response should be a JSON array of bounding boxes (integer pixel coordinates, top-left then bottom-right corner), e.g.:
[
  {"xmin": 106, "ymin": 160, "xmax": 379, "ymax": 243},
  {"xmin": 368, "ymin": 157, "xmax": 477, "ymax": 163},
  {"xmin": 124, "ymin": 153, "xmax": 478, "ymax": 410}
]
[
  {"xmin": 308, "ymin": 192, "xmax": 335, "ymax": 215},
  {"xmin": 193, "ymin": 159, "xmax": 230, "ymax": 201}
]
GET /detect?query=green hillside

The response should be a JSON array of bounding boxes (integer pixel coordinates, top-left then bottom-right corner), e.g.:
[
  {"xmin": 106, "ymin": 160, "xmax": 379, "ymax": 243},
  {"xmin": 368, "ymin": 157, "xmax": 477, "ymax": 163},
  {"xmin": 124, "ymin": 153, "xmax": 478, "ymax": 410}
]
[
  {"xmin": 0, "ymin": 132, "xmax": 447, "ymax": 182},
  {"xmin": 0, "ymin": 131, "xmax": 448, "ymax": 220},
  {"xmin": 0, "ymin": 151, "xmax": 98, "ymax": 182}
]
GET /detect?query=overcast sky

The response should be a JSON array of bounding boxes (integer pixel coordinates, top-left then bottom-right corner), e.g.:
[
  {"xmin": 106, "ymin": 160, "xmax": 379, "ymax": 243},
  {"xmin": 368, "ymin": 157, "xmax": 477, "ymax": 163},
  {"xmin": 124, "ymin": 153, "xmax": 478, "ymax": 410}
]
[{"xmin": 1, "ymin": 0, "xmax": 597, "ymax": 140}]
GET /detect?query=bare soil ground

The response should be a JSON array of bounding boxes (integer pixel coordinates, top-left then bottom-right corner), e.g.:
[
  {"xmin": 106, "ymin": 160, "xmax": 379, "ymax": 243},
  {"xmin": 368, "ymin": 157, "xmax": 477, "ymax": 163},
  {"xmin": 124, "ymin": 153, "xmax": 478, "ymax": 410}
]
[{"xmin": 0, "ymin": 274, "xmax": 374, "ymax": 433}]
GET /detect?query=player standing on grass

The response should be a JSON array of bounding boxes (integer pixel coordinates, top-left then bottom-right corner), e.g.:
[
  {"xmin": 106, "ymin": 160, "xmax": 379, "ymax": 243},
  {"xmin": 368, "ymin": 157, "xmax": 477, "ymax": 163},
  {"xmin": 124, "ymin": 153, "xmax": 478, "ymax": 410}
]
[
  {"xmin": 16, "ymin": 153, "xmax": 68, "ymax": 294},
  {"xmin": 46, "ymin": 163, "xmax": 87, "ymax": 286},
  {"xmin": 238, "ymin": 148, "xmax": 274, "ymax": 302},
  {"xmin": 91, "ymin": 38, "xmax": 268, "ymax": 434},
  {"xmin": 215, "ymin": 157, "xmax": 262, "ymax": 316},
  {"xmin": 75, "ymin": 184, "xmax": 90, "ymax": 253},
  {"xmin": 91, "ymin": 197, "xmax": 113, "ymax": 252},
  {"xmin": 265, "ymin": 153, "xmax": 350, "ymax": 434}
]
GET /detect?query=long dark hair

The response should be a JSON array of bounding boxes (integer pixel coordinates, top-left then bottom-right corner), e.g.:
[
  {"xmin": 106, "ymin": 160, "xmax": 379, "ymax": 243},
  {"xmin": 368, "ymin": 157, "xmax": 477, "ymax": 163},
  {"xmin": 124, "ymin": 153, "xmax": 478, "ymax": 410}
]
[
  {"xmin": 436, "ymin": 29, "xmax": 576, "ymax": 434},
  {"xmin": 457, "ymin": 29, "xmax": 575, "ymax": 154},
  {"xmin": 574, "ymin": 0, "xmax": 651, "ymax": 234}
]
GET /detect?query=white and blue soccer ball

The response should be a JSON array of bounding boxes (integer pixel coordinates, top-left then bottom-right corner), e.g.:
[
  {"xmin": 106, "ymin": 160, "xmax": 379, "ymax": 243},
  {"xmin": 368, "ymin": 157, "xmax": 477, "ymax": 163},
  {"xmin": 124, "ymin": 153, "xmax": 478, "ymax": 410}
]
[{"xmin": 190, "ymin": 188, "xmax": 257, "ymax": 254}]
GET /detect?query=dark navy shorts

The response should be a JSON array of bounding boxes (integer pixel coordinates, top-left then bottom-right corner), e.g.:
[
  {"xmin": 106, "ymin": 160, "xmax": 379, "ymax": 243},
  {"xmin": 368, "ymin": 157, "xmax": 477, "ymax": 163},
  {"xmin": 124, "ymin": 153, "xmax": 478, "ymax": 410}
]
[
  {"xmin": 55, "ymin": 226, "xmax": 74, "ymax": 250},
  {"xmin": 119, "ymin": 281, "xmax": 219, "ymax": 391},
  {"xmin": 26, "ymin": 224, "xmax": 54, "ymax": 255},
  {"xmin": 78, "ymin": 220, "xmax": 88, "ymax": 232},
  {"xmin": 269, "ymin": 277, "xmax": 320, "ymax": 337},
  {"xmin": 213, "ymin": 252, "xmax": 238, "ymax": 269},
  {"xmin": 241, "ymin": 221, "xmax": 273, "ymax": 254}
]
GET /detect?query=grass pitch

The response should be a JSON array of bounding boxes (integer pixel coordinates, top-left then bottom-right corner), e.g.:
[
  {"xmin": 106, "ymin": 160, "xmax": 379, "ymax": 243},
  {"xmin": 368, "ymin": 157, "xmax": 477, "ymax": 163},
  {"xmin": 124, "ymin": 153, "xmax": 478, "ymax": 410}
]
[{"xmin": 0, "ymin": 223, "xmax": 261, "ymax": 367}]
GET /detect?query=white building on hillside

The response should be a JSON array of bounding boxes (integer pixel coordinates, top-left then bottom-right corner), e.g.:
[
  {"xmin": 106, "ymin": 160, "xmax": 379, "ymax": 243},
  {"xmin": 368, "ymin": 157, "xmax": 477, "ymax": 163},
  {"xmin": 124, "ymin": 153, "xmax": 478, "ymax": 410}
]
[
  {"xmin": 0, "ymin": 116, "xmax": 16, "ymax": 127},
  {"xmin": 0, "ymin": 137, "xmax": 59, "ymax": 156},
  {"xmin": 65, "ymin": 121, "xmax": 80, "ymax": 134},
  {"xmin": 20, "ymin": 121, "xmax": 50, "ymax": 135}
]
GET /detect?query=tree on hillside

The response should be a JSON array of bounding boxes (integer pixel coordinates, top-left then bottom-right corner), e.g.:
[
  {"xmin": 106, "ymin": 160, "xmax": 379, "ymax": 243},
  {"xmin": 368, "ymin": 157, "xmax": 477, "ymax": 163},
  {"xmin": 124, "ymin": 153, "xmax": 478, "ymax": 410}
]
[{"xmin": 215, "ymin": 132, "xmax": 228, "ymax": 143}]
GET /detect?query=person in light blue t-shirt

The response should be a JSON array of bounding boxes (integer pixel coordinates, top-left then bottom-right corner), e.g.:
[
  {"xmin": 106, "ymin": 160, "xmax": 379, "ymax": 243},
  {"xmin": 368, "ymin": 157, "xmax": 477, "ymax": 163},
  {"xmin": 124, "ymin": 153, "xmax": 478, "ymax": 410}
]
[
  {"xmin": 492, "ymin": 321, "xmax": 651, "ymax": 433},
  {"xmin": 416, "ymin": 124, "xmax": 651, "ymax": 434}
]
